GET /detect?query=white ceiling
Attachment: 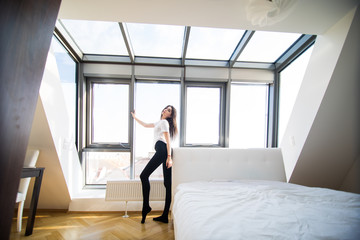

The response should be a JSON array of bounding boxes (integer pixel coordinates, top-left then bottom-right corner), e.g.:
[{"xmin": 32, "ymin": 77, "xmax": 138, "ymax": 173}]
[{"xmin": 58, "ymin": 0, "xmax": 359, "ymax": 35}]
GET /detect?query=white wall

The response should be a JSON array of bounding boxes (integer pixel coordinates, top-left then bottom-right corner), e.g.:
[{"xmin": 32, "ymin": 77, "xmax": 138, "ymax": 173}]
[
  {"xmin": 26, "ymin": 98, "xmax": 70, "ymax": 209},
  {"xmin": 281, "ymin": 7, "xmax": 360, "ymax": 191}
]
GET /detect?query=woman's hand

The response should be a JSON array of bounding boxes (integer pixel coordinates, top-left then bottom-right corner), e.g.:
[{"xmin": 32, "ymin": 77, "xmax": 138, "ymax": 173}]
[
  {"xmin": 166, "ymin": 156, "xmax": 173, "ymax": 169},
  {"xmin": 131, "ymin": 110, "xmax": 136, "ymax": 119}
]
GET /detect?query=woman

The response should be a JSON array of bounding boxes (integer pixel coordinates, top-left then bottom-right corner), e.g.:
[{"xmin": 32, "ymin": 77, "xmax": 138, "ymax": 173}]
[{"xmin": 131, "ymin": 105, "xmax": 178, "ymax": 224}]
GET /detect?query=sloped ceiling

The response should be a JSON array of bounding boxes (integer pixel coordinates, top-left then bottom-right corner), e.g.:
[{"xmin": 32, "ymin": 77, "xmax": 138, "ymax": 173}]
[{"xmin": 58, "ymin": 0, "xmax": 360, "ymax": 34}]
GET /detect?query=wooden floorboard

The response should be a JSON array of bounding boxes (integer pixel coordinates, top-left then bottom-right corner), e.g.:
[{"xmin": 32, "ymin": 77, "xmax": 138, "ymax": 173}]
[{"xmin": 10, "ymin": 211, "xmax": 174, "ymax": 240}]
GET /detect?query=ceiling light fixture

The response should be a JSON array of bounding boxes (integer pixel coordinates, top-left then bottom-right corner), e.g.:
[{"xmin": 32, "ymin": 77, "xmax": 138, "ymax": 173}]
[{"xmin": 246, "ymin": 0, "xmax": 298, "ymax": 27}]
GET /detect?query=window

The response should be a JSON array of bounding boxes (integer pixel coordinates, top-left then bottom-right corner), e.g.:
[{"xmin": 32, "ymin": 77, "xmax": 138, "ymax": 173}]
[
  {"xmin": 229, "ymin": 84, "xmax": 268, "ymax": 148},
  {"xmin": 85, "ymin": 151, "xmax": 131, "ymax": 184},
  {"xmin": 186, "ymin": 27, "xmax": 245, "ymax": 60},
  {"xmin": 89, "ymin": 81, "xmax": 129, "ymax": 145},
  {"xmin": 134, "ymin": 81, "xmax": 180, "ymax": 179},
  {"xmin": 126, "ymin": 23, "xmax": 184, "ymax": 58},
  {"xmin": 60, "ymin": 20, "xmax": 128, "ymax": 56},
  {"xmin": 58, "ymin": 19, "xmax": 309, "ymax": 66},
  {"xmin": 51, "ymin": 36, "xmax": 77, "ymax": 147},
  {"xmin": 278, "ymin": 45, "xmax": 314, "ymax": 145},
  {"xmin": 85, "ymin": 79, "xmax": 131, "ymax": 184},
  {"xmin": 237, "ymin": 31, "xmax": 301, "ymax": 63},
  {"xmin": 185, "ymin": 85, "xmax": 224, "ymax": 146}
]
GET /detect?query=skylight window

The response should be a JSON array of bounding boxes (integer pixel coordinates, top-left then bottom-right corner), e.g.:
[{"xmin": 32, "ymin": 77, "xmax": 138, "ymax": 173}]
[
  {"xmin": 125, "ymin": 23, "xmax": 184, "ymax": 58},
  {"xmin": 57, "ymin": 19, "xmax": 310, "ymax": 66},
  {"xmin": 237, "ymin": 31, "xmax": 301, "ymax": 63},
  {"xmin": 60, "ymin": 20, "xmax": 128, "ymax": 56},
  {"xmin": 186, "ymin": 27, "xmax": 245, "ymax": 60}
]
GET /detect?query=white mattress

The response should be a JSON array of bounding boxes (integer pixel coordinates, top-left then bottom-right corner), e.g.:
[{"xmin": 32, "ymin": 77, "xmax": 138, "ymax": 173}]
[{"xmin": 172, "ymin": 180, "xmax": 360, "ymax": 240}]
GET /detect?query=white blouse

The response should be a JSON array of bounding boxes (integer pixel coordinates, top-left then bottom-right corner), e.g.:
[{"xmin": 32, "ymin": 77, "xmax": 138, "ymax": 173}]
[{"xmin": 153, "ymin": 119, "xmax": 169, "ymax": 146}]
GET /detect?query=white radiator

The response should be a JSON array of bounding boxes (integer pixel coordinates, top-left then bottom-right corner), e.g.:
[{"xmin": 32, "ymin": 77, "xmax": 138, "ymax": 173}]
[{"xmin": 106, "ymin": 180, "xmax": 165, "ymax": 217}]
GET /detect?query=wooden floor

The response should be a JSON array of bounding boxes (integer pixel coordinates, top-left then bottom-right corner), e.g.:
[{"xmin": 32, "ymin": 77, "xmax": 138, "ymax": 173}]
[{"xmin": 10, "ymin": 211, "xmax": 174, "ymax": 240}]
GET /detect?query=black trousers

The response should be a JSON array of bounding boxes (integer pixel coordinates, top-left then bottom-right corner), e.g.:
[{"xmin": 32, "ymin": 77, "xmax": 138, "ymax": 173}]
[{"xmin": 140, "ymin": 141, "xmax": 172, "ymax": 216}]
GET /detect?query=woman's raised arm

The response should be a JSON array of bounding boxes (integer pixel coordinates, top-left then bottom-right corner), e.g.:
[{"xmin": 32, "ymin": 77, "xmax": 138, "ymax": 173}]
[{"xmin": 131, "ymin": 111, "xmax": 155, "ymax": 128}]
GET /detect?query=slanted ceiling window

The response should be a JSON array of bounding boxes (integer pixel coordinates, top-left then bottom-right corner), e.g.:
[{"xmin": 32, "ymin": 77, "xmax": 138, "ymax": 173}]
[
  {"xmin": 57, "ymin": 19, "xmax": 305, "ymax": 67},
  {"xmin": 61, "ymin": 20, "xmax": 128, "ymax": 55},
  {"xmin": 237, "ymin": 31, "xmax": 301, "ymax": 63},
  {"xmin": 186, "ymin": 27, "xmax": 245, "ymax": 60},
  {"xmin": 125, "ymin": 23, "xmax": 184, "ymax": 58}
]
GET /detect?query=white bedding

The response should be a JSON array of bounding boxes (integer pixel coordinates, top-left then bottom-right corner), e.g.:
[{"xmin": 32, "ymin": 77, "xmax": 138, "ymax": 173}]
[{"xmin": 172, "ymin": 180, "xmax": 360, "ymax": 240}]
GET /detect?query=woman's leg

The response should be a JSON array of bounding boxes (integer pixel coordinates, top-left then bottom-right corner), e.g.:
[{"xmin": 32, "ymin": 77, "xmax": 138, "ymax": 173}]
[
  {"xmin": 140, "ymin": 141, "xmax": 165, "ymax": 223},
  {"xmin": 153, "ymin": 163, "xmax": 171, "ymax": 223},
  {"xmin": 163, "ymin": 164, "xmax": 172, "ymax": 218},
  {"xmin": 153, "ymin": 147, "xmax": 172, "ymax": 223}
]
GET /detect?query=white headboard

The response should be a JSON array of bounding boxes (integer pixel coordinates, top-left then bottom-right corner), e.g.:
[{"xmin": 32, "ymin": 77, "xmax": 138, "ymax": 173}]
[{"xmin": 172, "ymin": 148, "xmax": 286, "ymax": 191}]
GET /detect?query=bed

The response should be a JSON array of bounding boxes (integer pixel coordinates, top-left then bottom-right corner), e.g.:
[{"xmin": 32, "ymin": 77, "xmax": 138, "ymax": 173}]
[{"xmin": 172, "ymin": 148, "xmax": 360, "ymax": 240}]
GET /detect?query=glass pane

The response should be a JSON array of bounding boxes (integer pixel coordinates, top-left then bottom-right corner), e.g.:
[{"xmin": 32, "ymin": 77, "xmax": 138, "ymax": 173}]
[
  {"xmin": 51, "ymin": 36, "xmax": 77, "ymax": 145},
  {"xmin": 85, "ymin": 151, "xmax": 130, "ymax": 184},
  {"xmin": 61, "ymin": 19, "xmax": 128, "ymax": 55},
  {"xmin": 238, "ymin": 31, "xmax": 301, "ymax": 62},
  {"xmin": 126, "ymin": 23, "xmax": 184, "ymax": 58},
  {"xmin": 134, "ymin": 82, "xmax": 180, "ymax": 179},
  {"xmin": 186, "ymin": 27, "xmax": 245, "ymax": 60},
  {"xmin": 186, "ymin": 87, "xmax": 220, "ymax": 145},
  {"xmin": 92, "ymin": 83, "xmax": 129, "ymax": 143},
  {"xmin": 278, "ymin": 46, "xmax": 314, "ymax": 145},
  {"xmin": 229, "ymin": 84, "xmax": 268, "ymax": 148}
]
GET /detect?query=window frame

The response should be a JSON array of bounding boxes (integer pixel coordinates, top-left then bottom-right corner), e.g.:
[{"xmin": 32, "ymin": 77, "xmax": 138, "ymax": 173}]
[
  {"xmin": 183, "ymin": 81, "xmax": 226, "ymax": 147},
  {"xmin": 277, "ymin": 45, "xmax": 315, "ymax": 146},
  {"xmin": 133, "ymin": 79, "xmax": 181, "ymax": 179},
  {"xmin": 229, "ymin": 82, "xmax": 269, "ymax": 148},
  {"xmin": 86, "ymin": 77, "xmax": 131, "ymax": 150},
  {"xmin": 51, "ymin": 35, "xmax": 79, "ymax": 150},
  {"xmin": 272, "ymin": 36, "xmax": 316, "ymax": 146}
]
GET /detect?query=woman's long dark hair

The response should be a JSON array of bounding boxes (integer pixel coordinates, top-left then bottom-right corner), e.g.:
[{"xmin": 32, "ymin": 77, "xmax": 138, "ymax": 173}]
[{"xmin": 161, "ymin": 105, "xmax": 178, "ymax": 140}]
